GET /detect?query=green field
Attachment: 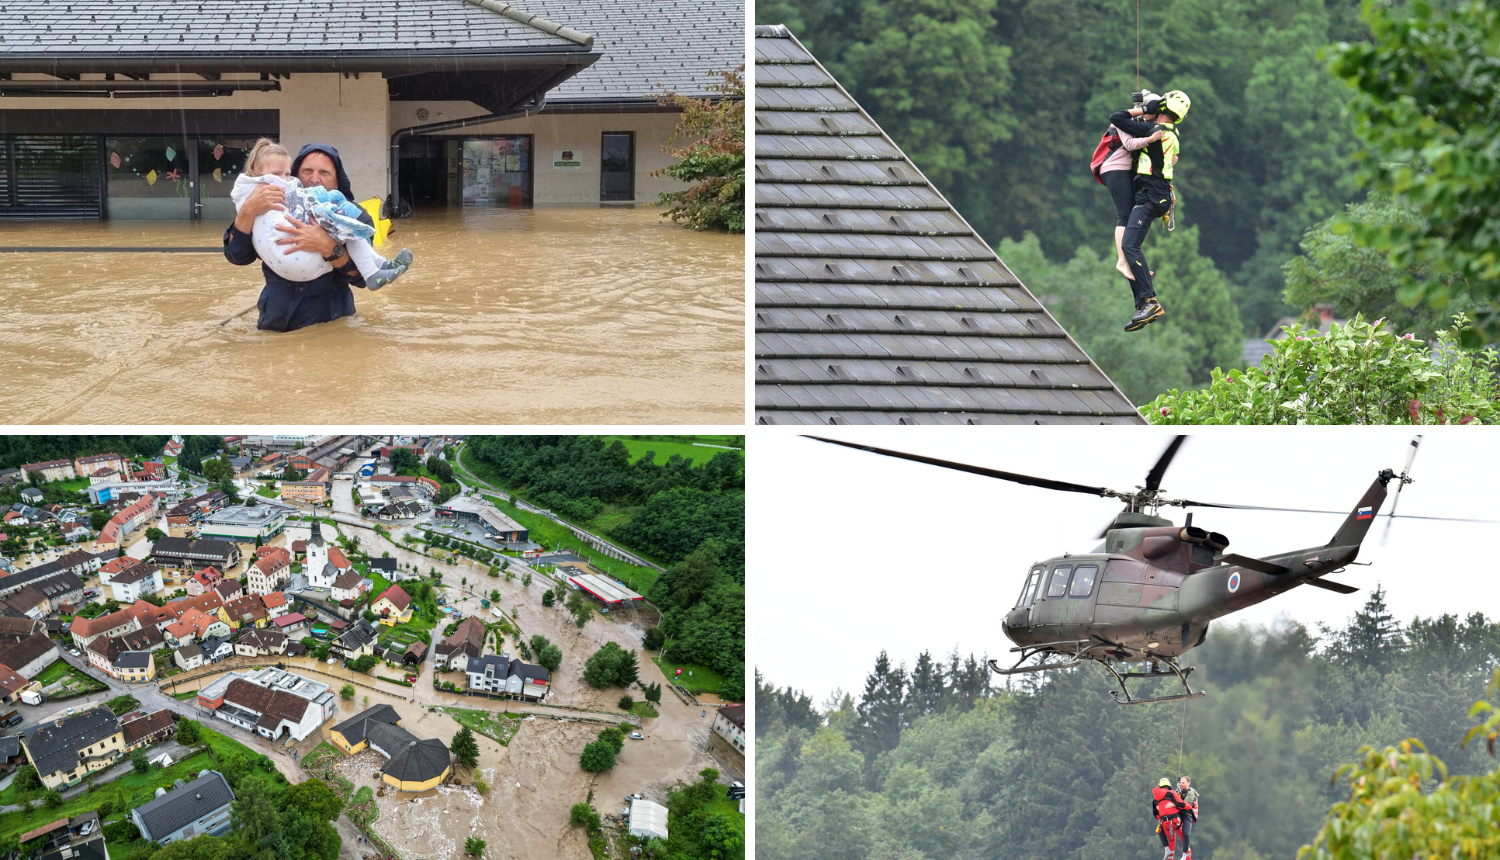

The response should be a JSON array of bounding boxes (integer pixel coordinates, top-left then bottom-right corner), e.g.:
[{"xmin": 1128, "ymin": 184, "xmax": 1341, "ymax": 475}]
[
  {"xmin": 170, "ymin": 689, "xmax": 199, "ymax": 700},
  {"xmin": 255, "ymin": 486, "xmax": 281, "ymax": 500},
  {"xmin": 35, "ymin": 660, "xmax": 75, "ymax": 685},
  {"xmin": 651, "ymin": 654, "xmax": 724, "ymax": 696},
  {"xmin": 0, "ymin": 726, "xmax": 257, "ymax": 841},
  {"xmin": 44, "ymin": 477, "xmax": 91, "ymax": 495},
  {"xmin": 599, "ymin": 435, "xmax": 743, "ymax": 467}
]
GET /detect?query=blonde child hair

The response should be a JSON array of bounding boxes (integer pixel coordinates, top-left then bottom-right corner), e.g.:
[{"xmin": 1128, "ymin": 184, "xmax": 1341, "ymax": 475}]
[{"xmin": 244, "ymin": 138, "xmax": 290, "ymax": 177}]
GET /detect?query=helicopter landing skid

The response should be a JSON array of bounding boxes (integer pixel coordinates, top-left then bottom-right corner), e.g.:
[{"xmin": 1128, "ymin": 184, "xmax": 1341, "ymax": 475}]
[
  {"xmin": 1100, "ymin": 660, "xmax": 1205, "ymax": 706},
  {"xmin": 988, "ymin": 640, "xmax": 1092, "ymax": 676}
]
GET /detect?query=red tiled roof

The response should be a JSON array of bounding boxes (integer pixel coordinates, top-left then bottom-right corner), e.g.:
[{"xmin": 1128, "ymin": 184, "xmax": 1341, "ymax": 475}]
[
  {"xmin": 0, "ymin": 663, "xmax": 28, "ymax": 695},
  {"xmin": 69, "ymin": 608, "xmax": 138, "ymax": 640},
  {"xmin": 261, "ymin": 592, "xmax": 287, "ymax": 609},
  {"xmin": 374, "ymin": 585, "xmax": 411, "ymax": 612},
  {"xmin": 272, "ymin": 613, "xmax": 307, "ymax": 629},
  {"xmin": 327, "ymin": 547, "xmax": 350, "ymax": 568}
]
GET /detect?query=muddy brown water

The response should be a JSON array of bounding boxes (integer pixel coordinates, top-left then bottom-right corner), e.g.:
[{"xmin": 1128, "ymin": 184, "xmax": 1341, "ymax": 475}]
[{"xmin": 0, "ymin": 207, "xmax": 744, "ymax": 424}]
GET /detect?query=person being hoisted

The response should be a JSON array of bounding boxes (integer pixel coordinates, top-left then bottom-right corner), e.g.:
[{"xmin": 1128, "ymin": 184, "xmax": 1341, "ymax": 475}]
[
  {"xmin": 1152, "ymin": 777, "xmax": 1190, "ymax": 860},
  {"xmin": 1176, "ymin": 776, "xmax": 1200, "ymax": 860},
  {"xmin": 1109, "ymin": 89, "xmax": 1191, "ymax": 332}
]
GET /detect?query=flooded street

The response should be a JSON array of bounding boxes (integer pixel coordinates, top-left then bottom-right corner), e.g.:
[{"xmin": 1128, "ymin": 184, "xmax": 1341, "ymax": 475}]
[{"xmin": 0, "ymin": 207, "xmax": 744, "ymax": 423}]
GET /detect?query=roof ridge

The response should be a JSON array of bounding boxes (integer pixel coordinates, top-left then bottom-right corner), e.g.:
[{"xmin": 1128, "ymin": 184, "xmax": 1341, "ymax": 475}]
[{"xmin": 462, "ymin": 0, "xmax": 595, "ymax": 47}]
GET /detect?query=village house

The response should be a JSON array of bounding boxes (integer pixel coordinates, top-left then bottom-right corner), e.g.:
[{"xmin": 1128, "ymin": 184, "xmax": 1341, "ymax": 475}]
[
  {"xmin": 96, "ymin": 493, "xmax": 163, "ymax": 551},
  {"xmin": 121, "ymin": 709, "xmax": 176, "ymax": 751},
  {"xmin": 434, "ymin": 616, "xmax": 487, "ymax": 672},
  {"xmin": 246, "ymin": 547, "xmax": 291, "ymax": 596},
  {"xmin": 330, "ymin": 571, "xmax": 366, "ymax": 604},
  {"xmin": 370, "ymin": 585, "xmax": 413, "ymax": 625},
  {"xmin": 233, "ymin": 629, "xmax": 287, "ymax": 658},
  {"xmin": 174, "ymin": 643, "xmax": 204, "ymax": 672},
  {"xmin": 129, "ymin": 769, "xmax": 234, "ymax": 845},
  {"xmin": 712, "ymin": 704, "xmax": 745, "ymax": 753},
  {"xmin": 19, "ymin": 460, "xmax": 76, "ymax": 483},
  {"xmin": 21, "ymin": 707, "xmax": 124, "ymax": 789},
  {"xmin": 185, "ymin": 566, "xmax": 225, "ymax": 597},
  {"xmin": 466, "ymin": 653, "xmax": 551, "ymax": 701}
]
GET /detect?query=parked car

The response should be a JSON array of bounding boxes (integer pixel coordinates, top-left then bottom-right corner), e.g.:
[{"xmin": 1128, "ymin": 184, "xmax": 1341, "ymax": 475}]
[
  {"xmin": 405, "ymin": 675, "xmax": 418, "ymax": 683},
  {"xmin": 68, "ymin": 648, "xmax": 80, "ymax": 657},
  {"xmin": 629, "ymin": 732, "xmax": 644, "ymax": 740}
]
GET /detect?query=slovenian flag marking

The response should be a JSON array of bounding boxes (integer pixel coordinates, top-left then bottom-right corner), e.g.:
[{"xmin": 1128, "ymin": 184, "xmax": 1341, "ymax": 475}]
[{"xmin": 1356, "ymin": 506, "xmax": 1373, "ymax": 520}]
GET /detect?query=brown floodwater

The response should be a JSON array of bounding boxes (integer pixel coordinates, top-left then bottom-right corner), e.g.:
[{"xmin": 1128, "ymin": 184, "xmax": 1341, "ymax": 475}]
[{"xmin": 0, "ymin": 207, "xmax": 745, "ymax": 424}]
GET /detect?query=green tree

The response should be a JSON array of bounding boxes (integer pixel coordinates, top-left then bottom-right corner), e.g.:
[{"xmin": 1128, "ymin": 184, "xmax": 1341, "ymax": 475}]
[
  {"xmin": 836, "ymin": 0, "xmax": 1014, "ymax": 195},
  {"xmin": 175, "ymin": 718, "xmax": 201, "ymax": 745},
  {"xmin": 89, "ymin": 510, "xmax": 109, "ymax": 531},
  {"xmin": 643, "ymin": 682, "xmax": 662, "ymax": 706},
  {"xmin": 617, "ymin": 649, "xmax": 640, "ymax": 687},
  {"xmin": 538, "ymin": 643, "xmax": 563, "ymax": 673},
  {"xmin": 390, "ymin": 447, "xmax": 420, "ymax": 475},
  {"xmin": 644, "ymin": 627, "xmax": 665, "ymax": 651},
  {"xmin": 618, "ymin": 695, "xmax": 635, "ymax": 711},
  {"xmin": 131, "ymin": 748, "xmax": 151, "ymax": 774},
  {"xmin": 1329, "ymin": 0, "xmax": 1500, "ymax": 342},
  {"xmin": 570, "ymin": 802, "xmax": 601, "ymax": 829},
  {"xmin": 144, "ymin": 527, "xmax": 164, "ymax": 543},
  {"xmin": 599, "ymin": 726, "xmax": 627, "ymax": 753},
  {"xmin": 1284, "ymin": 195, "xmax": 1478, "ymax": 343},
  {"xmin": 521, "ymin": 571, "xmax": 532, "ymax": 588},
  {"xmin": 584, "ymin": 642, "xmax": 630, "ymax": 688},
  {"xmin": 1145, "ymin": 315, "xmax": 1500, "ymax": 423},
  {"xmin": 452, "ymin": 725, "xmax": 480, "ymax": 768},
  {"xmin": 654, "ymin": 68, "xmax": 746, "ymax": 232},
  {"xmin": 282, "ymin": 464, "xmax": 304, "ymax": 482},
  {"xmin": 153, "ymin": 834, "xmax": 235, "ymax": 860},
  {"xmin": 349, "ymin": 654, "xmax": 378, "ymax": 674},
  {"xmin": 566, "ymin": 589, "xmax": 594, "ymax": 628},
  {"xmin": 340, "ymin": 683, "xmax": 355, "ymax": 701},
  {"xmin": 579, "ymin": 740, "xmax": 617, "ymax": 772},
  {"xmin": 230, "ymin": 775, "xmax": 279, "ymax": 849},
  {"xmin": 280, "ymin": 778, "xmax": 345, "ymax": 822},
  {"xmin": 465, "ymin": 836, "xmax": 486, "ymax": 856},
  {"xmin": 42, "ymin": 789, "xmax": 63, "ymax": 809}
]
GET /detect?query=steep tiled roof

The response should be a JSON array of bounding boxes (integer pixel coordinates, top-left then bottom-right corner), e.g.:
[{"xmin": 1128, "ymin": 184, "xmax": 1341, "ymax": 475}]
[
  {"xmin": 752, "ymin": 26, "xmax": 1143, "ymax": 425},
  {"xmin": 22, "ymin": 707, "xmax": 119, "ymax": 777},
  {"xmin": 0, "ymin": 0, "xmax": 589, "ymax": 61},
  {"xmin": 332, "ymin": 571, "xmax": 364, "ymax": 591},
  {"xmin": 528, "ymin": 0, "xmax": 742, "ymax": 102},
  {"xmin": 374, "ymin": 585, "xmax": 411, "ymax": 613},
  {"xmin": 121, "ymin": 709, "xmax": 175, "ymax": 745},
  {"xmin": 67, "ymin": 608, "xmax": 138, "ymax": 640},
  {"xmin": 132, "ymin": 770, "xmax": 233, "ymax": 843}
]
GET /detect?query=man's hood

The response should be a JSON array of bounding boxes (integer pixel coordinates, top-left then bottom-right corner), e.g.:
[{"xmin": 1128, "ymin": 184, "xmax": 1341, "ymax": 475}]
[{"xmin": 291, "ymin": 143, "xmax": 355, "ymax": 199}]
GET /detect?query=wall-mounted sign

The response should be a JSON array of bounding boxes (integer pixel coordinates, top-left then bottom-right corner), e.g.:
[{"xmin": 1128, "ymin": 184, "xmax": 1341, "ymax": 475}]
[{"xmin": 553, "ymin": 149, "xmax": 584, "ymax": 170}]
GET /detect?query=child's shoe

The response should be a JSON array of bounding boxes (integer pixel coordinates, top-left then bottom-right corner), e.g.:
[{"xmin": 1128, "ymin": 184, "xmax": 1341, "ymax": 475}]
[{"xmin": 365, "ymin": 257, "xmax": 411, "ymax": 291}]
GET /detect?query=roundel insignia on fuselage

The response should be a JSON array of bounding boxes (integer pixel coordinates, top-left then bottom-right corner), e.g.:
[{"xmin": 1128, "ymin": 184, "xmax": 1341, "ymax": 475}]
[{"xmin": 1227, "ymin": 572, "xmax": 1241, "ymax": 593}]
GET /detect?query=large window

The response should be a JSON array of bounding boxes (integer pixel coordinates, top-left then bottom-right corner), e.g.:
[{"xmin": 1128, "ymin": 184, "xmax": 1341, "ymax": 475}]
[
  {"xmin": 600, "ymin": 131, "xmax": 635, "ymax": 201},
  {"xmin": 460, "ymin": 137, "xmax": 533, "ymax": 207},
  {"xmin": 0, "ymin": 135, "xmax": 103, "ymax": 220},
  {"xmin": 1015, "ymin": 568, "xmax": 1040, "ymax": 608},
  {"xmin": 1046, "ymin": 565, "xmax": 1073, "ymax": 599},
  {"xmin": 196, "ymin": 138, "xmax": 257, "ymax": 221},
  {"xmin": 106, "ymin": 136, "xmax": 190, "ymax": 219},
  {"xmin": 1069, "ymin": 565, "xmax": 1099, "ymax": 597}
]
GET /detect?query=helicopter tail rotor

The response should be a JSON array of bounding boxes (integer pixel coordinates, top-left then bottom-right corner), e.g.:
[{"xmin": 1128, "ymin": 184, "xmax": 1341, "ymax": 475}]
[{"xmin": 1380, "ymin": 435, "xmax": 1421, "ymax": 547}]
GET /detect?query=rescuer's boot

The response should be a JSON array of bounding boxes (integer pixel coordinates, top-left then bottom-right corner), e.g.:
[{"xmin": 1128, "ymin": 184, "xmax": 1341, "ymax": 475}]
[{"xmin": 1125, "ymin": 297, "xmax": 1165, "ymax": 332}]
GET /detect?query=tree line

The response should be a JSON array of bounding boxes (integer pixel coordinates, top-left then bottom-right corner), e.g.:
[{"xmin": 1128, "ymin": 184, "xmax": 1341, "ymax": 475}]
[
  {"xmin": 0, "ymin": 436, "xmax": 170, "ymax": 472},
  {"xmin": 756, "ymin": 587, "xmax": 1500, "ymax": 860}
]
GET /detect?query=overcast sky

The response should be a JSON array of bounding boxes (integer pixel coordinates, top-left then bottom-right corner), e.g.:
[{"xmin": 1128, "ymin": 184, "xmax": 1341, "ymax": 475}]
[{"xmin": 750, "ymin": 428, "xmax": 1500, "ymax": 704}]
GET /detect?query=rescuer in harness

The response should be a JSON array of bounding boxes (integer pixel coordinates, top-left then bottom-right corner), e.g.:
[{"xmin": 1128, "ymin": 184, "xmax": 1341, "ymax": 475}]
[
  {"xmin": 1109, "ymin": 90, "xmax": 1191, "ymax": 332},
  {"xmin": 1090, "ymin": 91, "xmax": 1167, "ymax": 280},
  {"xmin": 1176, "ymin": 776, "xmax": 1200, "ymax": 860},
  {"xmin": 1152, "ymin": 777, "xmax": 1190, "ymax": 860}
]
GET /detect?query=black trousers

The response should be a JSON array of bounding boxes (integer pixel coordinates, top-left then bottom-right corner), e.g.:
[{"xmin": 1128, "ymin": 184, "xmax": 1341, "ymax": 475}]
[
  {"xmin": 1122, "ymin": 187, "xmax": 1172, "ymax": 305},
  {"xmin": 1179, "ymin": 814, "xmax": 1193, "ymax": 854},
  {"xmin": 1103, "ymin": 170, "xmax": 1136, "ymax": 227}
]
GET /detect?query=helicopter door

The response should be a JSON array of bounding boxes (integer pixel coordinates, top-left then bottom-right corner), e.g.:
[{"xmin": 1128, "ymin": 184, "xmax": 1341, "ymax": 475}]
[{"xmin": 1030, "ymin": 563, "xmax": 1074, "ymax": 639}]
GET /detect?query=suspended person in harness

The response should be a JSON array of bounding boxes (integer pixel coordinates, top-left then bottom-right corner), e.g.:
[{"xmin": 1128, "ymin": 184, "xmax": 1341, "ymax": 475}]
[
  {"xmin": 1176, "ymin": 776, "xmax": 1199, "ymax": 860},
  {"xmin": 1152, "ymin": 777, "xmax": 1189, "ymax": 860},
  {"xmin": 1090, "ymin": 92, "xmax": 1168, "ymax": 280},
  {"xmin": 1109, "ymin": 90, "xmax": 1191, "ymax": 331}
]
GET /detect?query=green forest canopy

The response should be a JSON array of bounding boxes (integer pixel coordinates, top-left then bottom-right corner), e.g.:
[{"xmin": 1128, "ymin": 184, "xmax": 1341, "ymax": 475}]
[
  {"xmin": 757, "ymin": 587, "xmax": 1500, "ymax": 860},
  {"xmin": 0, "ymin": 436, "xmax": 170, "ymax": 471},
  {"xmin": 464, "ymin": 436, "xmax": 745, "ymax": 695}
]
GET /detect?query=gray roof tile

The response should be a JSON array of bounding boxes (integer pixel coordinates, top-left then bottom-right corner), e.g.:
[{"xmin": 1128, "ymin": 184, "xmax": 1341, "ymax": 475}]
[
  {"xmin": 132, "ymin": 770, "xmax": 234, "ymax": 842},
  {"xmin": 753, "ymin": 25, "xmax": 1142, "ymax": 424}
]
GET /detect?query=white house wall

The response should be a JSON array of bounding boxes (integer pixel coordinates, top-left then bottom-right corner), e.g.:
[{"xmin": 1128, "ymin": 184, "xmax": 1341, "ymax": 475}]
[{"xmin": 389, "ymin": 102, "xmax": 689, "ymax": 204}]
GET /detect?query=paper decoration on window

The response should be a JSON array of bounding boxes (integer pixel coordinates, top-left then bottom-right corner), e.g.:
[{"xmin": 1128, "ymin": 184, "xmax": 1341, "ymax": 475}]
[
  {"xmin": 165, "ymin": 169, "xmax": 182, "ymax": 181},
  {"xmin": 213, "ymin": 168, "xmax": 223, "ymax": 183},
  {"xmin": 109, "ymin": 152, "xmax": 121, "ymax": 169},
  {"xmin": 165, "ymin": 146, "xmax": 177, "ymax": 162},
  {"xmin": 146, "ymin": 170, "xmax": 158, "ymax": 186},
  {"xmin": 213, "ymin": 144, "xmax": 224, "ymax": 161}
]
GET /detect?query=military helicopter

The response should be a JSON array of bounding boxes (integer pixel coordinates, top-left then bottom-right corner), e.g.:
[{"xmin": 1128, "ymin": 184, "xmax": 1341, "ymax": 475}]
[{"xmin": 809, "ymin": 435, "xmax": 1489, "ymax": 706}]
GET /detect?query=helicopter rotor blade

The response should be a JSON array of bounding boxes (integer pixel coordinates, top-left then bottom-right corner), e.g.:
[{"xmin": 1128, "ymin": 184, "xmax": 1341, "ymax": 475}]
[
  {"xmin": 1381, "ymin": 435, "xmax": 1421, "ymax": 547},
  {"xmin": 1175, "ymin": 497, "xmax": 1494, "ymax": 523},
  {"xmin": 1143, "ymin": 435, "xmax": 1187, "ymax": 493},
  {"xmin": 802, "ymin": 437, "xmax": 1114, "ymax": 497}
]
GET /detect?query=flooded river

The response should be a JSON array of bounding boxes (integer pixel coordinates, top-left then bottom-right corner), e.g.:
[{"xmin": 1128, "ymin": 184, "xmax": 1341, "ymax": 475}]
[{"xmin": 0, "ymin": 207, "xmax": 744, "ymax": 424}]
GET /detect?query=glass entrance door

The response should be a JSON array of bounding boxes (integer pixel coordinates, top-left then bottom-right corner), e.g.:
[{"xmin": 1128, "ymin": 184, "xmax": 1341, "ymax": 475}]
[
  {"xmin": 600, "ymin": 132, "xmax": 635, "ymax": 201},
  {"xmin": 460, "ymin": 137, "xmax": 533, "ymax": 208}
]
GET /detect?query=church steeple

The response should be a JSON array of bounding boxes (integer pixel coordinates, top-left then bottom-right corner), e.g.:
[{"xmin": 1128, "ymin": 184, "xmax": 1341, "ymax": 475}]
[{"xmin": 309, "ymin": 509, "xmax": 325, "ymax": 546}]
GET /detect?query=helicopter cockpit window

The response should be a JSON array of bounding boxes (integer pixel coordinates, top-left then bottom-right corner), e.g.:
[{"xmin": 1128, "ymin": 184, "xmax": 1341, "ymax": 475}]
[
  {"xmin": 1069, "ymin": 564, "xmax": 1098, "ymax": 597},
  {"xmin": 1016, "ymin": 570, "xmax": 1039, "ymax": 608},
  {"xmin": 1046, "ymin": 565, "xmax": 1073, "ymax": 598}
]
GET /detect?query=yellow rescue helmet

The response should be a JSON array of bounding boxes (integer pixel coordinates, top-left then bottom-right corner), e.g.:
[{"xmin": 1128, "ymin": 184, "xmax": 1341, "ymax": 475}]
[
  {"xmin": 1158, "ymin": 778, "xmax": 1171, "ymax": 788},
  {"xmin": 1162, "ymin": 90, "xmax": 1191, "ymax": 123}
]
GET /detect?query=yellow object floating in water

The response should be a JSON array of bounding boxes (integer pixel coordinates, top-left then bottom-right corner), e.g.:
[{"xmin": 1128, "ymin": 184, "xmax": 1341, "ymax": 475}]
[
  {"xmin": 359, "ymin": 197, "xmax": 392, "ymax": 248},
  {"xmin": 146, "ymin": 170, "xmax": 158, "ymax": 186}
]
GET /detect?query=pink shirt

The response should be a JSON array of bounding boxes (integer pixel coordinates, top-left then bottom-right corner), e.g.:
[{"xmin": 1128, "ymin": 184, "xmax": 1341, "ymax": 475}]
[{"xmin": 1099, "ymin": 127, "xmax": 1152, "ymax": 174}]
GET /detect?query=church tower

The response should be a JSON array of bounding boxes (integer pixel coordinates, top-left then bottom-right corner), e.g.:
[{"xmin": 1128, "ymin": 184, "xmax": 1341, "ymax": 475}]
[{"xmin": 306, "ymin": 511, "xmax": 331, "ymax": 588}]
